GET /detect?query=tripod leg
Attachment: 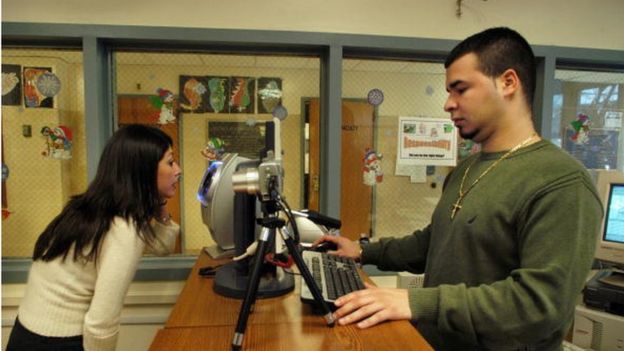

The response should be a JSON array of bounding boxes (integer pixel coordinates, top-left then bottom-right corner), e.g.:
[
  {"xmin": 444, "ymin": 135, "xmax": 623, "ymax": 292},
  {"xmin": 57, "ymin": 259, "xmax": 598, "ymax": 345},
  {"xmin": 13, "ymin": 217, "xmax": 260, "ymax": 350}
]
[
  {"xmin": 279, "ymin": 229, "xmax": 336, "ymax": 326},
  {"xmin": 231, "ymin": 227, "xmax": 271, "ymax": 350}
]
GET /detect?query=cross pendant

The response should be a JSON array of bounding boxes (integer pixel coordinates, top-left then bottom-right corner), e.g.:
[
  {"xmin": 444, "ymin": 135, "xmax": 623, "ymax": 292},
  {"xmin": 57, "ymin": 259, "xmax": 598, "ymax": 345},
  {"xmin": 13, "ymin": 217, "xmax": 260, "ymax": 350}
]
[{"xmin": 451, "ymin": 199, "xmax": 462, "ymax": 219}]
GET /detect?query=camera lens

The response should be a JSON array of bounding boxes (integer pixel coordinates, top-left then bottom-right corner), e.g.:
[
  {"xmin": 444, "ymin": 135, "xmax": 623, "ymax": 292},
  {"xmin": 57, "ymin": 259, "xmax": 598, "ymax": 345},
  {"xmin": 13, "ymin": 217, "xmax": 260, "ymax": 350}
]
[{"xmin": 232, "ymin": 168, "xmax": 260, "ymax": 194}]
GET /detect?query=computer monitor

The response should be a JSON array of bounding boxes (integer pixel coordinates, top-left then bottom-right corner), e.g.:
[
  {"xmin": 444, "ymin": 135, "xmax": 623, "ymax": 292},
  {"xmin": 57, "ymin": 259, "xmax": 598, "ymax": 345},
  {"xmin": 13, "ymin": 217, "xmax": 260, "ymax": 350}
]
[{"xmin": 593, "ymin": 170, "xmax": 624, "ymax": 287}]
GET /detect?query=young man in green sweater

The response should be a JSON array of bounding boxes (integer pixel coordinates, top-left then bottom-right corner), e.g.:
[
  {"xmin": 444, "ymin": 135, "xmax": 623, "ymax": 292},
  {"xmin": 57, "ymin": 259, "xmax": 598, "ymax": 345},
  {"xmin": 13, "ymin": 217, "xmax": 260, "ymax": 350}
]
[{"xmin": 315, "ymin": 27, "xmax": 602, "ymax": 350}]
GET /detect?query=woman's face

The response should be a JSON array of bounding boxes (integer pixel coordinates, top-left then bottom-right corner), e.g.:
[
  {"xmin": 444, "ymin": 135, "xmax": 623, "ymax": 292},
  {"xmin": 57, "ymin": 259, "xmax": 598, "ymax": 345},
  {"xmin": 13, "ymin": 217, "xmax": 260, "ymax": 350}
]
[{"xmin": 157, "ymin": 147, "xmax": 181, "ymax": 200}]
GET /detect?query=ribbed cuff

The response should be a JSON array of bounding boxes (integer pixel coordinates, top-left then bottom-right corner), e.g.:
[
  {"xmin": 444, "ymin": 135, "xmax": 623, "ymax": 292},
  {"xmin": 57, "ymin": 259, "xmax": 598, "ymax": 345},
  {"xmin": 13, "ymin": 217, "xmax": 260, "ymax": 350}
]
[
  {"xmin": 83, "ymin": 332, "xmax": 118, "ymax": 351},
  {"xmin": 360, "ymin": 241, "xmax": 382, "ymax": 265},
  {"xmin": 408, "ymin": 287, "xmax": 440, "ymax": 322}
]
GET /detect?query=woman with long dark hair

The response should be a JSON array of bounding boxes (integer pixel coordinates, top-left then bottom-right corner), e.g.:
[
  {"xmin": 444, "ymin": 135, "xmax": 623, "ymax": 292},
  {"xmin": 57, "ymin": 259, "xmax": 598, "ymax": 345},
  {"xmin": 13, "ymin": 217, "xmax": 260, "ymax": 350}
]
[{"xmin": 6, "ymin": 124, "xmax": 181, "ymax": 351}]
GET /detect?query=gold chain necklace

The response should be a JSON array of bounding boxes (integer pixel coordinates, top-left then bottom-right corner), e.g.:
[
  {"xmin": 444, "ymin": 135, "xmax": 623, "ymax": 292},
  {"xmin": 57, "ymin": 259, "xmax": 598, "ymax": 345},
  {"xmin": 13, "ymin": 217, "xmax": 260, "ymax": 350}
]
[{"xmin": 450, "ymin": 133, "xmax": 537, "ymax": 220}]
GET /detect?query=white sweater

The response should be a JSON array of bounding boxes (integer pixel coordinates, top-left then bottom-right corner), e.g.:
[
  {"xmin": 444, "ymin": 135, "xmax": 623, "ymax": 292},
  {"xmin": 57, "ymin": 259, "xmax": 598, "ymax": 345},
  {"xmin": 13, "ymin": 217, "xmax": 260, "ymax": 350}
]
[{"xmin": 17, "ymin": 217, "xmax": 179, "ymax": 351}]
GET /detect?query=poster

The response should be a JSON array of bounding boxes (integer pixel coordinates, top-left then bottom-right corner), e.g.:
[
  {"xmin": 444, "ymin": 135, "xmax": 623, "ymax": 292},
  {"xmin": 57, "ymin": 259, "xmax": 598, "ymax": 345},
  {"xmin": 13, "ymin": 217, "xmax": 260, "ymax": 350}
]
[
  {"xmin": 605, "ymin": 111, "xmax": 623, "ymax": 129},
  {"xmin": 396, "ymin": 116, "xmax": 457, "ymax": 166},
  {"xmin": 2, "ymin": 64, "xmax": 22, "ymax": 106}
]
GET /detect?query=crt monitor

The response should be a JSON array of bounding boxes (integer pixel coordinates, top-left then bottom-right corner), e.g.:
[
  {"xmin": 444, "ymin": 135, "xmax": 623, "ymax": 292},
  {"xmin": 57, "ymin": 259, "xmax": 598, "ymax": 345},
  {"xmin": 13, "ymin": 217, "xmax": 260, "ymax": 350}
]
[{"xmin": 592, "ymin": 170, "xmax": 624, "ymax": 287}]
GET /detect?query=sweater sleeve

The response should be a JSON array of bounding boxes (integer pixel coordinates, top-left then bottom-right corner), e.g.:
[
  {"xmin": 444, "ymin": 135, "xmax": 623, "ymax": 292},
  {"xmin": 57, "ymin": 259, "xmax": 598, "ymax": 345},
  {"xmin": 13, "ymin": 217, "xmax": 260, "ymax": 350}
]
[
  {"xmin": 362, "ymin": 224, "xmax": 431, "ymax": 273},
  {"xmin": 409, "ymin": 177, "xmax": 601, "ymax": 349},
  {"xmin": 145, "ymin": 220, "xmax": 180, "ymax": 255},
  {"xmin": 83, "ymin": 219, "xmax": 144, "ymax": 351}
]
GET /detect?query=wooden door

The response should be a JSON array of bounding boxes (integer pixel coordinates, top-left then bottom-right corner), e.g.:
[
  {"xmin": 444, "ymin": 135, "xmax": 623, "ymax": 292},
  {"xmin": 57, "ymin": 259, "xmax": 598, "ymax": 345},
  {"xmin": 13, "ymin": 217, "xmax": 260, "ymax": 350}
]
[
  {"xmin": 117, "ymin": 95, "xmax": 182, "ymax": 252},
  {"xmin": 306, "ymin": 99, "xmax": 375, "ymax": 241}
]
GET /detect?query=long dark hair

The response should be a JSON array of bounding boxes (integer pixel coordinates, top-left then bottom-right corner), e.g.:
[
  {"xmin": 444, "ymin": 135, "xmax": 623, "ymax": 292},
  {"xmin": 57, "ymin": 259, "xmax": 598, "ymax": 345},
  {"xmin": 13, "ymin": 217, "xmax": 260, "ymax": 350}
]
[{"xmin": 33, "ymin": 124, "xmax": 173, "ymax": 262}]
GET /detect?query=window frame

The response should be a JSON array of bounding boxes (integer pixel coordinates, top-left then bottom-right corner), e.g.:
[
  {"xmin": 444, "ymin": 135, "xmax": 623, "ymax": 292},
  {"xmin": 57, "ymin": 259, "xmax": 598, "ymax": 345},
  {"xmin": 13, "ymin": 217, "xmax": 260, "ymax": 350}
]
[{"xmin": 3, "ymin": 22, "xmax": 623, "ymax": 282}]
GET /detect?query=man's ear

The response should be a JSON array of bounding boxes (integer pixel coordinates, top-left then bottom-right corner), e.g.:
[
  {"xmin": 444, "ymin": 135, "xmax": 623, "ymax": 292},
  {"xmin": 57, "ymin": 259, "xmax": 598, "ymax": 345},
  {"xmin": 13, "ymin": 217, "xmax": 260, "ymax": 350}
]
[{"xmin": 498, "ymin": 69, "xmax": 520, "ymax": 97}]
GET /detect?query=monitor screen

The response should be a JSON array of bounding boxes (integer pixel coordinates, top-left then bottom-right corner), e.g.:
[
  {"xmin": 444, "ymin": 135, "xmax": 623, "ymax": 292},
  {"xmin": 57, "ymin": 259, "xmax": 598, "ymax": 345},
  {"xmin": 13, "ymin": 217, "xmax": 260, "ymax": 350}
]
[
  {"xmin": 604, "ymin": 183, "xmax": 624, "ymax": 245},
  {"xmin": 592, "ymin": 170, "xmax": 624, "ymax": 268}
]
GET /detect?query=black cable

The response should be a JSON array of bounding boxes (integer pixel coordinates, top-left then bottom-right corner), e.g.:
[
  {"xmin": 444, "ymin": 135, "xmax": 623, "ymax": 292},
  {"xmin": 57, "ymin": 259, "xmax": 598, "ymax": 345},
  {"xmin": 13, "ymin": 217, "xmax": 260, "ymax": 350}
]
[{"xmin": 278, "ymin": 195, "xmax": 300, "ymax": 244}]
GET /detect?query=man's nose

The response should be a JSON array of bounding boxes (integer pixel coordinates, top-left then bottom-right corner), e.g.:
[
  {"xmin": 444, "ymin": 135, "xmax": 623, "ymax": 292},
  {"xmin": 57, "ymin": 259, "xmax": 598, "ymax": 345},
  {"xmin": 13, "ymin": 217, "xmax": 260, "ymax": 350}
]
[{"xmin": 443, "ymin": 96, "xmax": 456, "ymax": 113}]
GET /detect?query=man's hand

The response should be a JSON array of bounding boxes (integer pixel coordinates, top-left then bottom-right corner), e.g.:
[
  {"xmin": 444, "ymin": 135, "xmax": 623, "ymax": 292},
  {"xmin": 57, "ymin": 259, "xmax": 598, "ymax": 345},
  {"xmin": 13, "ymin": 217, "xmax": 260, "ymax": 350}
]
[
  {"xmin": 312, "ymin": 235, "xmax": 361, "ymax": 259},
  {"xmin": 333, "ymin": 283, "xmax": 411, "ymax": 328}
]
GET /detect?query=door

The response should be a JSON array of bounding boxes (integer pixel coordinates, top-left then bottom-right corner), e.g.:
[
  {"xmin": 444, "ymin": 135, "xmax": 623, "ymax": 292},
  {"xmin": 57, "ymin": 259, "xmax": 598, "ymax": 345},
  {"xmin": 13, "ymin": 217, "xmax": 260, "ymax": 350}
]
[
  {"xmin": 117, "ymin": 95, "xmax": 182, "ymax": 252},
  {"xmin": 306, "ymin": 99, "xmax": 375, "ymax": 241}
]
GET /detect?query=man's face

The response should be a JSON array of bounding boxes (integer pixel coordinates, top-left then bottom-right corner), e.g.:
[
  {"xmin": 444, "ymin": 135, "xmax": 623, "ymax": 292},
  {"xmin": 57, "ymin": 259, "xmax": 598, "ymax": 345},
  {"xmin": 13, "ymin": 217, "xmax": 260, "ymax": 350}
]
[{"xmin": 443, "ymin": 53, "xmax": 505, "ymax": 143}]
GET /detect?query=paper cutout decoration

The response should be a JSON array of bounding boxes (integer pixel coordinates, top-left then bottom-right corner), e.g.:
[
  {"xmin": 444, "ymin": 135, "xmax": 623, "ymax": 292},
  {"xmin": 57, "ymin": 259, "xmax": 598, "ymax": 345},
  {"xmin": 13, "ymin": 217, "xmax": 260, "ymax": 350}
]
[
  {"xmin": 229, "ymin": 77, "xmax": 255, "ymax": 113},
  {"xmin": 257, "ymin": 77, "xmax": 282, "ymax": 114},
  {"xmin": 179, "ymin": 76, "xmax": 208, "ymax": 113},
  {"xmin": 149, "ymin": 88, "xmax": 178, "ymax": 125},
  {"xmin": 207, "ymin": 76, "xmax": 229, "ymax": 113},
  {"xmin": 367, "ymin": 88, "xmax": 384, "ymax": 106},
  {"xmin": 201, "ymin": 137, "xmax": 226, "ymax": 162},
  {"xmin": 570, "ymin": 113, "xmax": 591, "ymax": 145},
  {"xmin": 23, "ymin": 67, "xmax": 54, "ymax": 108},
  {"xmin": 41, "ymin": 125, "xmax": 73, "ymax": 159},
  {"xmin": 36, "ymin": 72, "xmax": 61, "ymax": 97},
  {"xmin": 362, "ymin": 148, "xmax": 383, "ymax": 186},
  {"xmin": 2, "ymin": 64, "xmax": 22, "ymax": 106}
]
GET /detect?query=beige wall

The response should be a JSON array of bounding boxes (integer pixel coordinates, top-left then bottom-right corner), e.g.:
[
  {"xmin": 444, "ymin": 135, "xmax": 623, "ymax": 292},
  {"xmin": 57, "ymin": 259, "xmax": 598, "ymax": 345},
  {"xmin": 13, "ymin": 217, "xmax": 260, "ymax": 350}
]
[{"xmin": 3, "ymin": 0, "xmax": 623, "ymax": 50}]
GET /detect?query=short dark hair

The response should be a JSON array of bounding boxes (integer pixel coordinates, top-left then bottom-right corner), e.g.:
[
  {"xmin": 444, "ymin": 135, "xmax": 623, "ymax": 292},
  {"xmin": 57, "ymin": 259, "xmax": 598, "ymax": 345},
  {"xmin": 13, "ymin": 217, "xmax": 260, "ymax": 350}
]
[
  {"xmin": 34, "ymin": 124, "xmax": 173, "ymax": 262},
  {"xmin": 445, "ymin": 27, "xmax": 536, "ymax": 108}
]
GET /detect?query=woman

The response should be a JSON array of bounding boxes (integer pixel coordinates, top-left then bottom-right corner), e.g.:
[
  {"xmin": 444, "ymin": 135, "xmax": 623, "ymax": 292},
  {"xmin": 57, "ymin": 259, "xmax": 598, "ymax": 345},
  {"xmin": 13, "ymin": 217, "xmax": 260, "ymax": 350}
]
[{"xmin": 6, "ymin": 124, "xmax": 181, "ymax": 351}]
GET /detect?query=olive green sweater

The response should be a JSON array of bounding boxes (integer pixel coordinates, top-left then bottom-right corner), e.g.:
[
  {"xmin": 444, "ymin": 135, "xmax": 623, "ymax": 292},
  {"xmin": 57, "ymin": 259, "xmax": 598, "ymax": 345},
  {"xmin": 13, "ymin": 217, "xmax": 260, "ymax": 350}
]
[{"xmin": 362, "ymin": 140, "xmax": 602, "ymax": 351}]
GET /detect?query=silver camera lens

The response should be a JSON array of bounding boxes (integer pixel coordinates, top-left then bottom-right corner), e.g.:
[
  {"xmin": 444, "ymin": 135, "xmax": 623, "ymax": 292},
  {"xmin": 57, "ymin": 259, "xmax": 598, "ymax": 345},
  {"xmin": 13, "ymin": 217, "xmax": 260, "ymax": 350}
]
[{"xmin": 232, "ymin": 168, "xmax": 260, "ymax": 194}]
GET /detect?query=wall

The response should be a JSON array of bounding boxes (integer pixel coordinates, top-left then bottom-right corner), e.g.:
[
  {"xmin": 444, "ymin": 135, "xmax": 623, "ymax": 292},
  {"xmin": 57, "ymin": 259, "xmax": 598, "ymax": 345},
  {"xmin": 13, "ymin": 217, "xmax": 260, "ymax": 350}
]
[
  {"xmin": 2, "ymin": 281, "xmax": 184, "ymax": 351},
  {"xmin": 2, "ymin": 0, "xmax": 623, "ymax": 51}
]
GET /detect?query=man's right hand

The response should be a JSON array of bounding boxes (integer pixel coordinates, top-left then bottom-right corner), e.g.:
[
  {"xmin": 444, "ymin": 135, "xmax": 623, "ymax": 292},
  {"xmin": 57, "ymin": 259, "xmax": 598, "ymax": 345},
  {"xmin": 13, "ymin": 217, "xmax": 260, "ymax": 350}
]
[{"xmin": 312, "ymin": 235, "xmax": 361, "ymax": 259}]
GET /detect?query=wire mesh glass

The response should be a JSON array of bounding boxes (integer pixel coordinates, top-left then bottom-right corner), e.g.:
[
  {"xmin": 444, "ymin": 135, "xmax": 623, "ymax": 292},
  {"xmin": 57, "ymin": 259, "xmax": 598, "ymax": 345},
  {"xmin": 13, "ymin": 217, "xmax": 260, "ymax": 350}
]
[
  {"xmin": 2, "ymin": 48, "xmax": 86, "ymax": 257},
  {"xmin": 114, "ymin": 51, "xmax": 320, "ymax": 253}
]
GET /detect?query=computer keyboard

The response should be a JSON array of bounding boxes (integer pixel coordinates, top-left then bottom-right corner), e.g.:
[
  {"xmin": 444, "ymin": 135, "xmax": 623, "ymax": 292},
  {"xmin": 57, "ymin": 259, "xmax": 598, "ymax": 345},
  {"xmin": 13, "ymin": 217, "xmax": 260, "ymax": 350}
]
[{"xmin": 300, "ymin": 250, "xmax": 365, "ymax": 308}]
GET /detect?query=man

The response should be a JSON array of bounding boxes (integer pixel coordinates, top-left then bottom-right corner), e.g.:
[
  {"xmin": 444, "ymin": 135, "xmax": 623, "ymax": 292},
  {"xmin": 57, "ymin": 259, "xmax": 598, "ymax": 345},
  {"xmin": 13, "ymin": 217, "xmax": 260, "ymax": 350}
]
[{"xmin": 316, "ymin": 27, "xmax": 602, "ymax": 350}]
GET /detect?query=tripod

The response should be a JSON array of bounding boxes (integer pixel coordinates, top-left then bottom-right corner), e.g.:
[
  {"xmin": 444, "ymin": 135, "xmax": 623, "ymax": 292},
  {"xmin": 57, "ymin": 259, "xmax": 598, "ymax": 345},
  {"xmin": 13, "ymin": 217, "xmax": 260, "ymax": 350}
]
[{"xmin": 231, "ymin": 198, "xmax": 335, "ymax": 350}]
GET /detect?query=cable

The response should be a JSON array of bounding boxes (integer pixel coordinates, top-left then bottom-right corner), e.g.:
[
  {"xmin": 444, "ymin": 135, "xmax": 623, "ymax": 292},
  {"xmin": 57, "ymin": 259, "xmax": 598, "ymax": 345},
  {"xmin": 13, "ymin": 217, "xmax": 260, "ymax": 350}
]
[
  {"xmin": 232, "ymin": 241, "xmax": 258, "ymax": 261},
  {"xmin": 278, "ymin": 195, "xmax": 300, "ymax": 243}
]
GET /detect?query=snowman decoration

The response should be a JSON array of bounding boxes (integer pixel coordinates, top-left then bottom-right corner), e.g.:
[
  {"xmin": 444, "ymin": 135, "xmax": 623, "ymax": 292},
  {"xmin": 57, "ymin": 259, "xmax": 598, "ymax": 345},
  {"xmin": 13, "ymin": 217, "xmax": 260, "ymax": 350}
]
[{"xmin": 362, "ymin": 149, "xmax": 383, "ymax": 186}]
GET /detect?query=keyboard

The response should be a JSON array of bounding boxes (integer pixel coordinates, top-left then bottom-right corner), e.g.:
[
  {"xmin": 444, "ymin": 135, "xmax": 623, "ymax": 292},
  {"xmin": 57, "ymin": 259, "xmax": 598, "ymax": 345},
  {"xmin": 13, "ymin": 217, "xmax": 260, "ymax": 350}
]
[{"xmin": 300, "ymin": 250, "xmax": 365, "ymax": 308}]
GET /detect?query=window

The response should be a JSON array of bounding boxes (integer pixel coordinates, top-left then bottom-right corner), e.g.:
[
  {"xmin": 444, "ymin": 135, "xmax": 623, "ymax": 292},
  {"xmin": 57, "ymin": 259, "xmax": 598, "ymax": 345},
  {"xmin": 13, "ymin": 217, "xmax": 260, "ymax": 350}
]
[
  {"xmin": 337, "ymin": 59, "xmax": 448, "ymax": 240},
  {"xmin": 114, "ymin": 51, "xmax": 320, "ymax": 254},
  {"xmin": 553, "ymin": 69, "xmax": 624, "ymax": 170},
  {"xmin": 1, "ymin": 48, "xmax": 86, "ymax": 258}
]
